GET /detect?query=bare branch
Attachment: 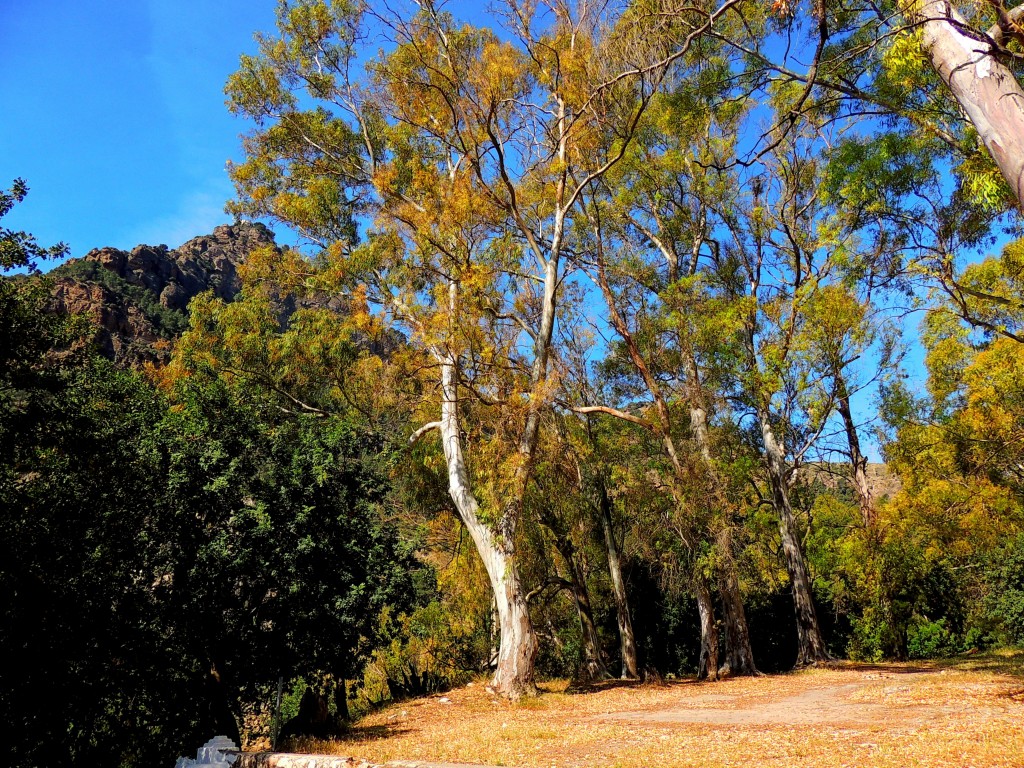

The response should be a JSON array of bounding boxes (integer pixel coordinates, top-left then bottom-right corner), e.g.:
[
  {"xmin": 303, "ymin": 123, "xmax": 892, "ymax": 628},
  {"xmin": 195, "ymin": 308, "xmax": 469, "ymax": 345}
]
[{"xmin": 409, "ymin": 420, "xmax": 443, "ymax": 445}]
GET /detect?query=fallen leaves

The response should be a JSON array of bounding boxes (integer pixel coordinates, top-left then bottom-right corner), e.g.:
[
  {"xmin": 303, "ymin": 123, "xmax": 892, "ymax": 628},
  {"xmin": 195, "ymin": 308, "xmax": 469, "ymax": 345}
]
[{"xmin": 291, "ymin": 652, "xmax": 1024, "ymax": 768}]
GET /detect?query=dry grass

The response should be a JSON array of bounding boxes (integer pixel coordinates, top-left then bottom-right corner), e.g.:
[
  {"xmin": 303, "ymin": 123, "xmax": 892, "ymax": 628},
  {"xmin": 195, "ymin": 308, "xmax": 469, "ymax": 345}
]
[{"xmin": 292, "ymin": 650, "xmax": 1024, "ymax": 767}]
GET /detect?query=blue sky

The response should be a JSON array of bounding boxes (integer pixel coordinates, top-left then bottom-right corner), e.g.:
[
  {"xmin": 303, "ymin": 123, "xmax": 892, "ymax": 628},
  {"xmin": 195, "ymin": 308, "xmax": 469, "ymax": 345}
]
[
  {"xmin": 1, "ymin": 0, "xmax": 981, "ymax": 460},
  {"xmin": 0, "ymin": 1, "xmax": 504, "ymax": 260},
  {"xmin": 1, "ymin": 0, "xmax": 279, "ymax": 257}
]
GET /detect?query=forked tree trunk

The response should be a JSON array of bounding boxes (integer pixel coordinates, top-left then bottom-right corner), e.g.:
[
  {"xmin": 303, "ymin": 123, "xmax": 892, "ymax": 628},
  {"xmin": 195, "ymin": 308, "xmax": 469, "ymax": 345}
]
[
  {"xmin": 716, "ymin": 528, "xmax": 758, "ymax": 677},
  {"xmin": 689, "ymin": 383, "xmax": 757, "ymax": 677},
  {"xmin": 438, "ymin": 354, "xmax": 538, "ymax": 698},
  {"xmin": 912, "ymin": 0, "xmax": 1024, "ymax": 210},
  {"xmin": 597, "ymin": 477, "xmax": 640, "ymax": 679},
  {"xmin": 759, "ymin": 415, "xmax": 830, "ymax": 666},
  {"xmin": 835, "ymin": 374, "xmax": 875, "ymax": 527},
  {"xmin": 694, "ymin": 576, "xmax": 720, "ymax": 681},
  {"xmin": 546, "ymin": 519, "xmax": 612, "ymax": 683},
  {"xmin": 568, "ymin": 566, "xmax": 611, "ymax": 683}
]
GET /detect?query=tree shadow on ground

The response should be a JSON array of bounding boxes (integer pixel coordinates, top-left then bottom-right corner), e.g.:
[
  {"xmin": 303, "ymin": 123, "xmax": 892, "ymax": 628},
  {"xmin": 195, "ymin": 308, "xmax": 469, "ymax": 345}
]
[
  {"xmin": 285, "ymin": 724, "xmax": 414, "ymax": 752},
  {"xmin": 936, "ymin": 649, "xmax": 1024, "ymax": 678},
  {"xmin": 564, "ymin": 677, "xmax": 701, "ymax": 695},
  {"xmin": 999, "ymin": 687, "xmax": 1024, "ymax": 703},
  {"xmin": 825, "ymin": 662, "xmax": 936, "ymax": 674}
]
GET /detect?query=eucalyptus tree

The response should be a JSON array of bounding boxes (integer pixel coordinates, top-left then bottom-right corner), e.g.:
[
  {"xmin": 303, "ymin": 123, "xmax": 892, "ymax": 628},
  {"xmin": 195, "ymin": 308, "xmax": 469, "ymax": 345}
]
[
  {"xmin": 560, "ymin": 50, "xmax": 763, "ymax": 675},
  {"xmin": 224, "ymin": 0, "xmax": 684, "ymax": 697},
  {"xmin": 668, "ymin": 0, "xmax": 1024, "ymax": 210},
  {"xmin": 557, "ymin": 326, "xmax": 644, "ymax": 678},
  {"xmin": 703, "ymin": 124, "xmax": 907, "ymax": 664}
]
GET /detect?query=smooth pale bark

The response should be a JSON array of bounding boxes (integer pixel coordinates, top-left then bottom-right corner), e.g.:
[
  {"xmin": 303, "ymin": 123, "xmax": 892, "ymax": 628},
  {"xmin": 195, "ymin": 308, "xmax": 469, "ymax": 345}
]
[
  {"xmin": 597, "ymin": 477, "xmax": 640, "ymax": 679},
  {"xmin": 438, "ymin": 352, "xmax": 538, "ymax": 698},
  {"xmin": 716, "ymin": 528, "xmax": 759, "ymax": 676},
  {"xmin": 835, "ymin": 374, "xmax": 875, "ymax": 527},
  {"xmin": 912, "ymin": 0, "xmax": 1024, "ymax": 210},
  {"xmin": 689, "ymin": 403, "xmax": 713, "ymax": 466},
  {"xmin": 759, "ymin": 414, "xmax": 830, "ymax": 666},
  {"xmin": 694, "ymin": 576, "xmax": 720, "ymax": 681},
  {"xmin": 688, "ymin": 362, "xmax": 757, "ymax": 677}
]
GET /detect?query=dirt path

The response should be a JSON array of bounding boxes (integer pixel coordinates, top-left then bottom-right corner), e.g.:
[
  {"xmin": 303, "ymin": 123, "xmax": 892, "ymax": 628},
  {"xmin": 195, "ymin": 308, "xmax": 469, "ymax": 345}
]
[
  {"xmin": 604, "ymin": 676, "xmax": 950, "ymax": 727},
  {"xmin": 284, "ymin": 653, "xmax": 1024, "ymax": 768}
]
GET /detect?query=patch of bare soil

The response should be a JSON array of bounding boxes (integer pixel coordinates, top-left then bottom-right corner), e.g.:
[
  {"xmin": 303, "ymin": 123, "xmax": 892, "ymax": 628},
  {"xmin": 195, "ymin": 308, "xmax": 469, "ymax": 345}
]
[
  {"xmin": 604, "ymin": 680, "xmax": 949, "ymax": 726},
  {"xmin": 289, "ymin": 651, "xmax": 1024, "ymax": 768}
]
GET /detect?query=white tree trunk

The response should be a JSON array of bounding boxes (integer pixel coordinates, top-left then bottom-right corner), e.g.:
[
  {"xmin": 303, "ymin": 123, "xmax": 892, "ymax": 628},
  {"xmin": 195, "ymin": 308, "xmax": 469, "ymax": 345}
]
[
  {"xmin": 694, "ymin": 576, "xmax": 720, "ymax": 681},
  {"xmin": 597, "ymin": 478, "xmax": 640, "ymax": 679},
  {"xmin": 914, "ymin": 0, "xmax": 1024, "ymax": 209},
  {"xmin": 438, "ymin": 352, "xmax": 538, "ymax": 698}
]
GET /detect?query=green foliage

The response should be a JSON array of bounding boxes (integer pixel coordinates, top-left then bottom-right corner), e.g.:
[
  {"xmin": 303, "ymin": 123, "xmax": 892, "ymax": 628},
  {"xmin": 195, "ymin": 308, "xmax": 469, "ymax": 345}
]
[
  {"xmin": 907, "ymin": 618, "xmax": 960, "ymax": 660},
  {"xmin": 985, "ymin": 535, "xmax": 1024, "ymax": 646},
  {"xmin": 362, "ymin": 601, "xmax": 480, "ymax": 706},
  {"xmin": 0, "ymin": 178, "xmax": 68, "ymax": 271},
  {"xmin": 1, "ymin": 302, "xmax": 418, "ymax": 766}
]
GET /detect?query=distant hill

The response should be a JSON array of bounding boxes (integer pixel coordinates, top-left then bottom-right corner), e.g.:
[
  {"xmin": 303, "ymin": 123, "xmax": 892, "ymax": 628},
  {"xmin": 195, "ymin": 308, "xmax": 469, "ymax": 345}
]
[
  {"xmin": 797, "ymin": 462, "xmax": 902, "ymax": 501},
  {"xmin": 48, "ymin": 222, "xmax": 277, "ymax": 367}
]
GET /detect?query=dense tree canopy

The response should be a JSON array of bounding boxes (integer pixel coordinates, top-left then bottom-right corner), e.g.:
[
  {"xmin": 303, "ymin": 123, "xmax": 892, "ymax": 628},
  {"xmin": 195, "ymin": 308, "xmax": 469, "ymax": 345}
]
[{"xmin": 3, "ymin": 0, "xmax": 1024, "ymax": 762}]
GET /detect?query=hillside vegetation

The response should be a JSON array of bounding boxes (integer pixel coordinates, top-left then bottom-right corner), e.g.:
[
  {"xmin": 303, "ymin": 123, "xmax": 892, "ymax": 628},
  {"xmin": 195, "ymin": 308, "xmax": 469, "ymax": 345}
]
[{"xmin": 4, "ymin": 0, "xmax": 1024, "ymax": 765}]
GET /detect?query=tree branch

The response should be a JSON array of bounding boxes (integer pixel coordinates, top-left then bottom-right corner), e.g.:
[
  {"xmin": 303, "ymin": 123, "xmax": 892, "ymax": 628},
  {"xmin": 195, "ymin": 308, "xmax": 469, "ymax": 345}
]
[{"xmin": 409, "ymin": 421, "xmax": 442, "ymax": 445}]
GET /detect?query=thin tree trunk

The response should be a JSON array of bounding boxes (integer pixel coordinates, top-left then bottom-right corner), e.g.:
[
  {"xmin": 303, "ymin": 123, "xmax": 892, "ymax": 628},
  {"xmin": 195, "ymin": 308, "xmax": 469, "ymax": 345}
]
[
  {"xmin": 835, "ymin": 373, "xmax": 874, "ymax": 527},
  {"xmin": 597, "ymin": 477, "xmax": 640, "ymax": 679},
  {"xmin": 206, "ymin": 661, "xmax": 241, "ymax": 747},
  {"xmin": 759, "ymin": 414, "xmax": 829, "ymax": 666},
  {"xmin": 334, "ymin": 679, "xmax": 350, "ymax": 725},
  {"xmin": 687, "ymin": 360, "xmax": 757, "ymax": 677},
  {"xmin": 489, "ymin": 597, "xmax": 499, "ymax": 669},
  {"xmin": 546, "ymin": 519, "xmax": 611, "ymax": 683},
  {"xmin": 567, "ymin": 564, "xmax": 611, "ymax": 683},
  {"xmin": 572, "ymin": 580, "xmax": 610, "ymax": 683},
  {"xmin": 913, "ymin": 0, "xmax": 1024, "ymax": 210},
  {"xmin": 716, "ymin": 528, "xmax": 758, "ymax": 676},
  {"xmin": 694, "ymin": 576, "xmax": 720, "ymax": 681},
  {"xmin": 438, "ymin": 351, "xmax": 538, "ymax": 699}
]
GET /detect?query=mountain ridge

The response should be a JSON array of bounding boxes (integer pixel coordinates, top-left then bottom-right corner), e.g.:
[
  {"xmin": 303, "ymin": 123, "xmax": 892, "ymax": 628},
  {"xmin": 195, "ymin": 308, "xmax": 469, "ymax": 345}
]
[{"xmin": 48, "ymin": 222, "xmax": 277, "ymax": 367}]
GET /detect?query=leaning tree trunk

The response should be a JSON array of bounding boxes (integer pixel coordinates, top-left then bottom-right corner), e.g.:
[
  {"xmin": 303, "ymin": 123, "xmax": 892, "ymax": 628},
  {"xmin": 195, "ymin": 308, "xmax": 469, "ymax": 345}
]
[
  {"xmin": 547, "ymin": 520, "xmax": 612, "ymax": 683},
  {"xmin": 439, "ymin": 353, "xmax": 538, "ymax": 698},
  {"xmin": 694, "ymin": 576, "xmax": 720, "ymax": 681},
  {"xmin": 571, "ymin": 575, "xmax": 611, "ymax": 683},
  {"xmin": 835, "ymin": 373, "xmax": 875, "ymax": 527},
  {"xmin": 597, "ymin": 477, "xmax": 640, "ymax": 679},
  {"xmin": 759, "ymin": 415, "xmax": 830, "ymax": 666},
  {"xmin": 911, "ymin": 0, "xmax": 1024, "ymax": 210},
  {"xmin": 716, "ymin": 528, "xmax": 758, "ymax": 676}
]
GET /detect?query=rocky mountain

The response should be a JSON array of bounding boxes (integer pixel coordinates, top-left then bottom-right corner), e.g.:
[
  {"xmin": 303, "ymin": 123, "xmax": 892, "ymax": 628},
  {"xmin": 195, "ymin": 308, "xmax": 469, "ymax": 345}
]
[{"xmin": 49, "ymin": 222, "xmax": 277, "ymax": 367}]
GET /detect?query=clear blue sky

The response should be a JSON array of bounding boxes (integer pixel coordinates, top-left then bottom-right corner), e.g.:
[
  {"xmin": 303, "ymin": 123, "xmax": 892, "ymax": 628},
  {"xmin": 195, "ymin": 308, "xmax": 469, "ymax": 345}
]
[
  {"xmin": 1, "ymin": 0, "xmax": 280, "ymax": 258},
  {"xmin": 0, "ymin": 1, "xmax": 502, "ymax": 261}
]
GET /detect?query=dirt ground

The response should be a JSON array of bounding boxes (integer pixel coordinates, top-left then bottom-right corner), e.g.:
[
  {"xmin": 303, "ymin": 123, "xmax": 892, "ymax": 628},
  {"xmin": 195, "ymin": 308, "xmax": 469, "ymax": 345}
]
[{"xmin": 294, "ymin": 651, "xmax": 1024, "ymax": 768}]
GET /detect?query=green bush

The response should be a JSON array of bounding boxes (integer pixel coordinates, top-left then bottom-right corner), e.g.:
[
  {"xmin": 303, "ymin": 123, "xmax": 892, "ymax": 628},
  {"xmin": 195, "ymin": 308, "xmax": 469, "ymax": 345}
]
[
  {"xmin": 985, "ymin": 535, "xmax": 1024, "ymax": 645},
  {"xmin": 907, "ymin": 617, "xmax": 960, "ymax": 659}
]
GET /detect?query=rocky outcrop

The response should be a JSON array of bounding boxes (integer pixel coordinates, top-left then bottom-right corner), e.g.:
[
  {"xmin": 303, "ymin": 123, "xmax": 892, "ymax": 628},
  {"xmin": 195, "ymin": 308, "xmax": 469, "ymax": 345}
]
[{"xmin": 49, "ymin": 222, "xmax": 277, "ymax": 367}]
